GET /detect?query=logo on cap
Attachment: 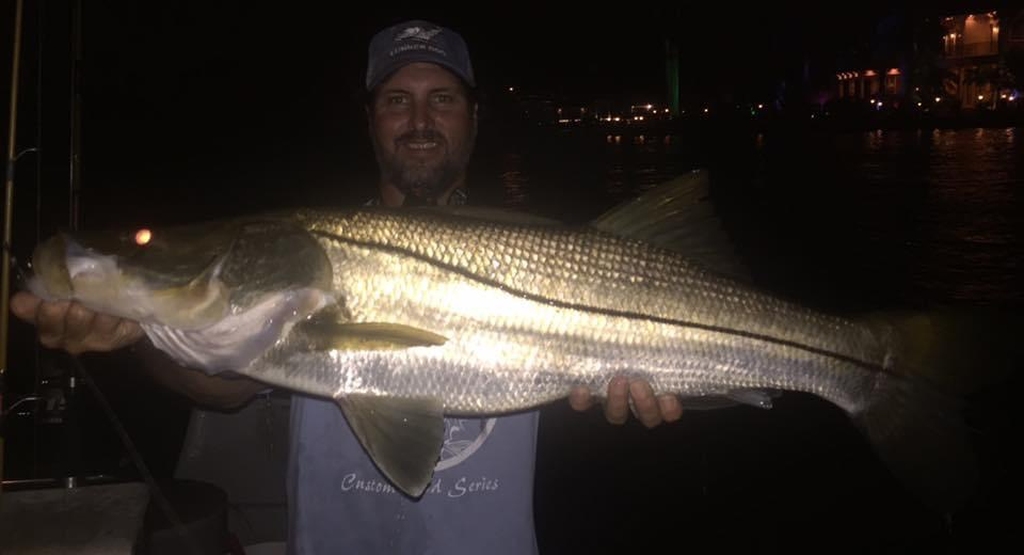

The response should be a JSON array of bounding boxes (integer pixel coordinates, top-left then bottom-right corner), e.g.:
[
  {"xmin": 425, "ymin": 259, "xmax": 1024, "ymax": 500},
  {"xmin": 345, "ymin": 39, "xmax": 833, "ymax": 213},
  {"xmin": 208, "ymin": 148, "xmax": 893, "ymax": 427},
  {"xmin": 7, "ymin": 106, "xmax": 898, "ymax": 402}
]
[
  {"xmin": 388, "ymin": 25, "xmax": 449, "ymax": 59},
  {"xmin": 395, "ymin": 26, "xmax": 442, "ymax": 42}
]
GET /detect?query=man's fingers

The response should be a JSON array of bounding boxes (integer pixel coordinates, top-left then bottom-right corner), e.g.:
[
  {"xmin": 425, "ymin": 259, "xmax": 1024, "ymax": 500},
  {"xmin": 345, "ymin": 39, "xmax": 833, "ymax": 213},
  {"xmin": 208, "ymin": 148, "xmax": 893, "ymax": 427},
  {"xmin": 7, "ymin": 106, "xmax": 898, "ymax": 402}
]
[
  {"xmin": 35, "ymin": 299, "xmax": 74, "ymax": 348},
  {"xmin": 657, "ymin": 394, "xmax": 683, "ymax": 423},
  {"xmin": 65, "ymin": 302, "xmax": 101, "ymax": 339},
  {"xmin": 603, "ymin": 376, "xmax": 630, "ymax": 425},
  {"xmin": 9, "ymin": 291, "xmax": 43, "ymax": 322},
  {"xmin": 90, "ymin": 311, "xmax": 123, "ymax": 337},
  {"xmin": 577, "ymin": 378, "xmax": 684, "ymax": 428},
  {"xmin": 629, "ymin": 380, "xmax": 663, "ymax": 428},
  {"xmin": 111, "ymin": 318, "xmax": 145, "ymax": 347},
  {"xmin": 83, "ymin": 313, "xmax": 144, "ymax": 351},
  {"xmin": 568, "ymin": 386, "xmax": 594, "ymax": 411},
  {"xmin": 11, "ymin": 295, "xmax": 141, "ymax": 353},
  {"xmin": 59, "ymin": 302, "xmax": 101, "ymax": 354}
]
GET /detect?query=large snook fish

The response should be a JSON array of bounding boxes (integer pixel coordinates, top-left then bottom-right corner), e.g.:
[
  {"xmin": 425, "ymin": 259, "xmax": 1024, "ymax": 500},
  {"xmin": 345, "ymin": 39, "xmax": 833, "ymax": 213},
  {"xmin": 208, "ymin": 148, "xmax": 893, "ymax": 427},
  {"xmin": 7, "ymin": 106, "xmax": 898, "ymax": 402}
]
[{"xmin": 25, "ymin": 170, "xmax": 976, "ymax": 512}]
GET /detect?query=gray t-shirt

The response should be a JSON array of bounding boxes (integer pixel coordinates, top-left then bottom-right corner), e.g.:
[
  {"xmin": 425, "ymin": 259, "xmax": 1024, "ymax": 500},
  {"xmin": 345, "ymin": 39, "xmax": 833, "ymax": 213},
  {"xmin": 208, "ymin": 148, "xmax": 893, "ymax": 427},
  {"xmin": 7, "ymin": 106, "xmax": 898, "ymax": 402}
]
[{"xmin": 286, "ymin": 395, "xmax": 540, "ymax": 554}]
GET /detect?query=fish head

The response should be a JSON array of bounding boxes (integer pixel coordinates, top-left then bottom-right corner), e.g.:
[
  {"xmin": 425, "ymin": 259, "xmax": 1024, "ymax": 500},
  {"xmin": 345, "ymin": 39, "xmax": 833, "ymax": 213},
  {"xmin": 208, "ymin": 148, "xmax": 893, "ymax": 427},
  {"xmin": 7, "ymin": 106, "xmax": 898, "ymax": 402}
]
[{"xmin": 27, "ymin": 216, "xmax": 334, "ymax": 331}]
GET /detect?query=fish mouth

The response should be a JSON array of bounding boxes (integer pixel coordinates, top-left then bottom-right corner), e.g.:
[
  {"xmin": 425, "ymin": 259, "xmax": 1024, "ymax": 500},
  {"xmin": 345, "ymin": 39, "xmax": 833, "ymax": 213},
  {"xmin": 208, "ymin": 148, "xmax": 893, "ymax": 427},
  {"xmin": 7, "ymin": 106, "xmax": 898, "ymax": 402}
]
[
  {"xmin": 27, "ymin": 233, "xmax": 74, "ymax": 299},
  {"xmin": 65, "ymin": 238, "xmax": 121, "ymax": 284},
  {"xmin": 29, "ymin": 233, "xmax": 124, "ymax": 299},
  {"xmin": 28, "ymin": 231, "xmax": 231, "ymax": 329}
]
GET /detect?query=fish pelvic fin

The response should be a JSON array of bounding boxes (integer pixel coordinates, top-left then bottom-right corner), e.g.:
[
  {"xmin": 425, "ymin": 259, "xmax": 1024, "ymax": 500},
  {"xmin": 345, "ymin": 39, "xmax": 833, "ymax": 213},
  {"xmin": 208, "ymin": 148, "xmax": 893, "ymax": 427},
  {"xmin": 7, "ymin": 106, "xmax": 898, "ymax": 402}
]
[
  {"xmin": 337, "ymin": 394, "xmax": 446, "ymax": 498},
  {"xmin": 677, "ymin": 389, "xmax": 781, "ymax": 410}
]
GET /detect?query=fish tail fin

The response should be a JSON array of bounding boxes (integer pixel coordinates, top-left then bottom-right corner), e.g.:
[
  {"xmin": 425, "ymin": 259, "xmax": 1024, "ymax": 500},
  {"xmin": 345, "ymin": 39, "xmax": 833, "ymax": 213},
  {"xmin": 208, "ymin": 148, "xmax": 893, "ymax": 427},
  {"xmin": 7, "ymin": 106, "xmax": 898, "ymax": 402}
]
[
  {"xmin": 853, "ymin": 305, "xmax": 1017, "ymax": 515},
  {"xmin": 853, "ymin": 370, "xmax": 977, "ymax": 515}
]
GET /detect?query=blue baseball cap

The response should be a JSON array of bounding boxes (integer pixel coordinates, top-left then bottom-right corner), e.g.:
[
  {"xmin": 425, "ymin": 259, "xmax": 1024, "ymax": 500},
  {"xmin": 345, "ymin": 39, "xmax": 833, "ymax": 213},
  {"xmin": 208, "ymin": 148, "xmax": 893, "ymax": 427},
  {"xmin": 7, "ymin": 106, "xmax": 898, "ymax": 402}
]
[{"xmin": 365, "ymin": 20, "xmax": 476, "ymax": 91}]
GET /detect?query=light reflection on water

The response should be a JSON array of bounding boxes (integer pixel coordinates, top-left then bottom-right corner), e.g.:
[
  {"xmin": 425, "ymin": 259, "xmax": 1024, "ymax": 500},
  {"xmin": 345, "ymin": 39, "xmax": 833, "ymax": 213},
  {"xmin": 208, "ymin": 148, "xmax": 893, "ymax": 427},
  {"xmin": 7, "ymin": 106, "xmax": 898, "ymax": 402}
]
[
  {"xmin": 498, "ymin": 152, "xmax": 529, "ymax": 209},
  {"xmin": 916, "ymin": 129, "xmax": 1021, "ymax": 301},
  {"xmin": 850, "ymin": 128, "xmax": 1022, "ymax": 303}
]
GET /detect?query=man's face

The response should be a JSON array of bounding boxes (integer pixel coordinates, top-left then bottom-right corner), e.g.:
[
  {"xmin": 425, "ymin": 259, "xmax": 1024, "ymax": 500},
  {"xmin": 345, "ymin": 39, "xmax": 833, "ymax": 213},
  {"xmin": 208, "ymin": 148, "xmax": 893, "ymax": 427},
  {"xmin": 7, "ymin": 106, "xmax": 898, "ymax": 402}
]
[{"xmin": 369, "ymin": 62, "xmax": 477, "ymax": 202}]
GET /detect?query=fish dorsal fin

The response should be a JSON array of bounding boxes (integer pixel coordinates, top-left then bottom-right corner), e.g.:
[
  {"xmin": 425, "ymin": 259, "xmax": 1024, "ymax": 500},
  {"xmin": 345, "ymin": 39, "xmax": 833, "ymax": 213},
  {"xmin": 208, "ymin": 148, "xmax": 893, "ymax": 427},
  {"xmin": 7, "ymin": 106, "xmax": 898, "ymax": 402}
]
[
  {"xmin": 297, "ymin": 308, "xmax": 448, "ymax": 350},
  {"xmin": 337, "ymin": 394, "xmax": 446, "ymax": 498},
  {"xmin": 590, "ymin": 169, "xmax": 749, "ymax": 282}
]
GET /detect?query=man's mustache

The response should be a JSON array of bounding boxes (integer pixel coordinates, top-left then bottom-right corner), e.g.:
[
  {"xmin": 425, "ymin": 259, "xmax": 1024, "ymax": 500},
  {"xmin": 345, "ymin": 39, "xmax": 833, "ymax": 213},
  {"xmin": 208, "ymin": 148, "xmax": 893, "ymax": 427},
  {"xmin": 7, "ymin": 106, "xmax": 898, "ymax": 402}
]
[{"xmin": 396, "ymin": 130, "xmax": 446, "ymax": 147}]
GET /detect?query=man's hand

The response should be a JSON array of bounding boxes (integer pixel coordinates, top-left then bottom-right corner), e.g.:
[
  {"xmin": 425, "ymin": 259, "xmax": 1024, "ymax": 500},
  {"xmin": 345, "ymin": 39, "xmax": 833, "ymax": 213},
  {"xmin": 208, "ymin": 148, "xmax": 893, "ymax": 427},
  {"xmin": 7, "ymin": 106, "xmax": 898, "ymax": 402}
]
[
  {"xmin": 569, "ymin": 377, "xmax": 683, "ymax": 428},
  {"xmin": 11, "ymin": 291, "xmax": 263, "ymax": 409},
  {"xmin": 9, "ymin": 291, "xmax": 145, "ymax": 354}
]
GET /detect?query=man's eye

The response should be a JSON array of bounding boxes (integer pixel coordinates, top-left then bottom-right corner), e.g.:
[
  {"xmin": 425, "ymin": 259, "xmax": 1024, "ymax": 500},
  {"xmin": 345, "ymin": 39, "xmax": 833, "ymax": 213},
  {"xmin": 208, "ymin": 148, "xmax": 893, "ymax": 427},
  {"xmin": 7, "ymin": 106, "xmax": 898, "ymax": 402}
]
[
  {"xmin": 433, "ymin": 93, "xmax": 454, "ymax": 104},
  {"xmin": 386, "ymin": 95, "xmax": 408, "ymax": 105}
]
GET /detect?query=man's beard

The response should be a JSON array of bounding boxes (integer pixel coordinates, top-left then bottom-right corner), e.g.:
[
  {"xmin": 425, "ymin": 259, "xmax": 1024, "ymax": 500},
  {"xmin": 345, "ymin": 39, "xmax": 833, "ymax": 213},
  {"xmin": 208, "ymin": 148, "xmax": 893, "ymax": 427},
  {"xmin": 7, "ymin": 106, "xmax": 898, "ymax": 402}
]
[{"xmin": 373, "ymin": 128, "xmax": 475, "ymax": 203}]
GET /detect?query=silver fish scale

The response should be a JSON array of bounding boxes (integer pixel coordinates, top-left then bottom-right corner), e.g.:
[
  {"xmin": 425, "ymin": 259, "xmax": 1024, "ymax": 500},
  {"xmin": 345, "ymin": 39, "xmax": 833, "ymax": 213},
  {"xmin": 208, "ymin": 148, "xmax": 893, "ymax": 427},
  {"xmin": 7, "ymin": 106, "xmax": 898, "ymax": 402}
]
[
  {"xmin": 296, "ymin": 208, "xmax": 884, "ymax": 360},
  {"xmin": 232, "ymin": 209, "xmax": 889, "ymax": 415}
]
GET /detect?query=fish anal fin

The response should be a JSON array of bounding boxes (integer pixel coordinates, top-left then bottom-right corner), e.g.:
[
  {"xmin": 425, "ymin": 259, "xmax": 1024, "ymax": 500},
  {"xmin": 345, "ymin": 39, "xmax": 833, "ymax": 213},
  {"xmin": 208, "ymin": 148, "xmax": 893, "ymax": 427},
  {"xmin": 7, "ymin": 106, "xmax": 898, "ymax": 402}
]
[
  {"xmin": 337, "ymin": 394, "xmax": 446, "ymax": 498},
  {"xmin": 678, "ymin": 389, "xmax": 781, "ymax": 410},
  {"xmin": 725, "ymin": 388, "xmax": 779, "ymax": 409}
]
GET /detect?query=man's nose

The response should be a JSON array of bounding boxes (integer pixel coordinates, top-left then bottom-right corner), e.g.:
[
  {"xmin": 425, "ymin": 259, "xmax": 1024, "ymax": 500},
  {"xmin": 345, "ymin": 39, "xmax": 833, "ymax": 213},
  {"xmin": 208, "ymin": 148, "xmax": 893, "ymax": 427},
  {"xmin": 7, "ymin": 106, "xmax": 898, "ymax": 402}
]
[{"xmin": 409, "ymin": 99, "xmax": 434, "ymax": 130}]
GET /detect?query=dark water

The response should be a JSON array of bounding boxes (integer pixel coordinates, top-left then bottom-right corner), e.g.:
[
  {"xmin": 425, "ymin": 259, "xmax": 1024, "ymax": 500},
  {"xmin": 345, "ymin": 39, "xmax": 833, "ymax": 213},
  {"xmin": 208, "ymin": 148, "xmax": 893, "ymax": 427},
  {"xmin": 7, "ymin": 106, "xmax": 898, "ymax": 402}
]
[
  {"xmin": 506, "ymin": 125, "xmax": 1023, "ymax": 553},
  {"xmin": 4, "ymin": 124, "xmax": 1022, "ymax": 553},
  {"xmin": 475, "ymin": 125, "xmax": 1023, "ymax": 309}
]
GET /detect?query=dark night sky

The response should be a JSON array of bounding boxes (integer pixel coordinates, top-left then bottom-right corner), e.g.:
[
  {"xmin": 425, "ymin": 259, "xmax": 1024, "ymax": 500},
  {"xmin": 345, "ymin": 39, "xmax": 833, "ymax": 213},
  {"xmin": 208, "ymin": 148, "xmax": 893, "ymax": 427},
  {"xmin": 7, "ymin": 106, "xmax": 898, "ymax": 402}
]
[
  {"xmin": 8, "ymin": 2, "xmax": 1009, "ymax": 137},
  {"xmin": 0, "ymin": 1, "xmax": 1013, "ymax": 226},
  {"xmin": 7, "ymin": 2, "xmax": 1013, "ymax": 124},
  {"xmin": 79, "ymin": 3, "xmax": 883, "ymax": 104},
  {"xmin": 70, "ymin": 3, "xmax": 897, "ymax": 149},
  {"xmin": 75, "ymin": 3, "xmax": 1000, "ymax": 94},
  {"xmin": 64, "ymin": 2, "xmax": 1012, "ymax": 139}
]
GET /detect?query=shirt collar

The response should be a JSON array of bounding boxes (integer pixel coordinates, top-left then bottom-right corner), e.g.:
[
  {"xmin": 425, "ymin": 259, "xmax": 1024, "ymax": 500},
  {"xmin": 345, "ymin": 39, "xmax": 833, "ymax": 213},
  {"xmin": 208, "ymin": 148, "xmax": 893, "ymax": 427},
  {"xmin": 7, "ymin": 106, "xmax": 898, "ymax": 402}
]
[{"xmin": 365, "ymin": 187, "xmax": 468, "ymax": 207}]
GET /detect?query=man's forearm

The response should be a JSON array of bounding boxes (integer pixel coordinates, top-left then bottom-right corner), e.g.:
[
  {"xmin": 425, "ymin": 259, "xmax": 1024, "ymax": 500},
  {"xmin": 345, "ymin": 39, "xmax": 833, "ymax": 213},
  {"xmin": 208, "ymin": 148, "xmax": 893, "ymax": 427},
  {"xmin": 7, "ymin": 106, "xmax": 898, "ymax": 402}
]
[{"xmin": 134, "ymin": 342, "xmax": 267, "ymax": 410}]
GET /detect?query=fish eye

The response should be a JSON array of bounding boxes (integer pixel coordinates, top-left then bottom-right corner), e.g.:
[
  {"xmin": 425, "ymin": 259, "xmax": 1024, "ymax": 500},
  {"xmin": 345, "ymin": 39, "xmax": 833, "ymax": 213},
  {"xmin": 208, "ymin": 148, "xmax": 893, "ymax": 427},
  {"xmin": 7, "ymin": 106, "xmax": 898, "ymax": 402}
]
[{"xmin": 134, "ymin": 228, "xmax": 152, "ymax": 246}]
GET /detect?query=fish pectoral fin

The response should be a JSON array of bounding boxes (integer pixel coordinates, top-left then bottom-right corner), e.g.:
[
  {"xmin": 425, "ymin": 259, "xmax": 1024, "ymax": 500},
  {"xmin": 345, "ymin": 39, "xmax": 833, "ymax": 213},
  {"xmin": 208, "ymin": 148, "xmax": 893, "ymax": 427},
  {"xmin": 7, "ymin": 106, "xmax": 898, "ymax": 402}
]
[
  {"xmin": 337, "ymin": 394, "xmax": 446, "ymax": 498},
  {"xmin": 677, "ymin": 389, "xmax": 781, "ymax": 410},
  {"xmin": 299, "ymin": 314, "xmax": 448, "ymax": 351}
]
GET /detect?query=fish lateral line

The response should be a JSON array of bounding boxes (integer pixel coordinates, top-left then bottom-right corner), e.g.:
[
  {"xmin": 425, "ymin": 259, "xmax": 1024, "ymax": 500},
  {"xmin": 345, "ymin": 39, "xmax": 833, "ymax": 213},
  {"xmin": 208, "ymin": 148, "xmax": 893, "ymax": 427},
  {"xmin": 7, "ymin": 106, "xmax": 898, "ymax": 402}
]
[{"xmin": 308, "ymin": 229, "xmax": 886, "ymax": 375}]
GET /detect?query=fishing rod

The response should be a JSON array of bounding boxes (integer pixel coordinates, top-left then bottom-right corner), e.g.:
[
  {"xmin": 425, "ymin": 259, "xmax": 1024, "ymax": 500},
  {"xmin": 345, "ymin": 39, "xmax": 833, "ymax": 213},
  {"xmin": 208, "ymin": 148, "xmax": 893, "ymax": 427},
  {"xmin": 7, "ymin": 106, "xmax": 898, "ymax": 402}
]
[
  {"xmin": 1, "ymin": 0, "xmax": 28, "ymax": 494},
  {"xmin": 0, "ymin": 2, "xmax": 205, "ymax": 551},
  {"xmin": 0, "ymin": 0, "xmax": 205, "ymax": 548}
]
